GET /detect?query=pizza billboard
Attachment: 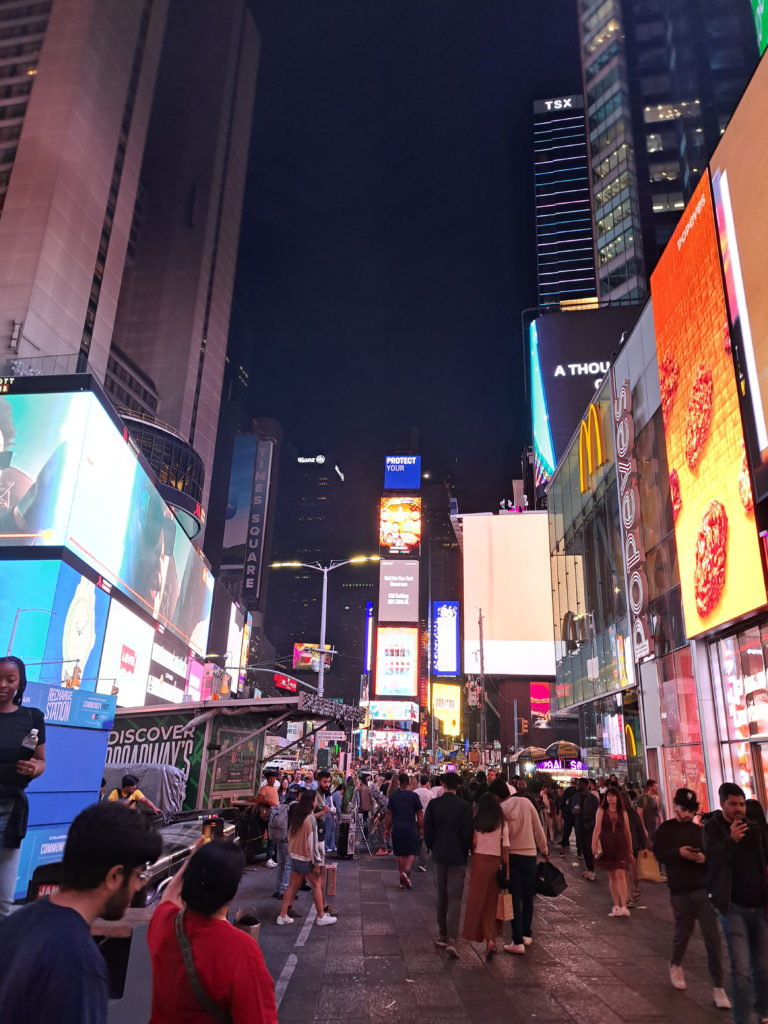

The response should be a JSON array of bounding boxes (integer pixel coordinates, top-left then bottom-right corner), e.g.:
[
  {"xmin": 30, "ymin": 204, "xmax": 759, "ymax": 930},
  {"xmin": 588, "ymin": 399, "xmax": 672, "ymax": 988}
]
[{"xmin": 650, "ymin": 171, "xmax": 766, "ymax": 638}]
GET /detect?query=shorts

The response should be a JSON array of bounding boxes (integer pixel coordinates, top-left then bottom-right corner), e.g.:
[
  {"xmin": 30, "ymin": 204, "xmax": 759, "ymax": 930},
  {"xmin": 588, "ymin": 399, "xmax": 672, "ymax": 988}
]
[{"xmin": 289, "ymin": 857, "xmax": 313, "ymax": 875}]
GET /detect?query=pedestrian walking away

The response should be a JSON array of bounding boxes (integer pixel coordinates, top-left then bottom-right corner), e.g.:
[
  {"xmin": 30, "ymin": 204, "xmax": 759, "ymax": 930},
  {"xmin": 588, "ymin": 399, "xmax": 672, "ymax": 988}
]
[
  {"xmin": 462, "ymin": 792, "xmax": 510, "ymax": 959},
  {"xmin": 490, "ymin": 777, "xmax": 548, "ymax": 955},
  {"xmin": 383, "ymin": 772, "xmax": 424, "ymax": 889},
  {"xmin": 593, "ymin": 786, "xmax": 633, "ymax": 917},
  {"xmin": 652, "ymin": 787, "xmax": 731, "ymax": 1010},
  {"xmin": 572, "ymin": 777, "xmax": 599, "ymax": 881},
  {"xmin": 703, "ymin": 782, "xmax": 768, "ymax": 1024},
  {"xmin": 423, "ymin": 771, "xmax": 473, "ymax": 957}
]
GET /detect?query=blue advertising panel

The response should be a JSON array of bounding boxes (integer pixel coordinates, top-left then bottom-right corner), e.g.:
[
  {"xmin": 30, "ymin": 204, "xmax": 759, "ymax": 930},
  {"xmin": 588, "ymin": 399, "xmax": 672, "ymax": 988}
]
[
  {"xmin": 384, "ymin": 455, "xmax": 421, "ymax": 490},
  {"xmin": 221, "ymin": 433, "xmax": 259, "ymax": 563},
  {"xmin": 363, "ymin": 601, "xmax": 374, "ymax": 674},
  {"xmin": 432, "ymin": 601, "xmax": 460, "ymax": 677},
  {"xmin": 0, "ymin": 391, "xmax": 213, "ymax": 656},
  {"xmin": 23, "ymin": 680, "xmax": 116, "ymax": 730},
  {"xmin": 41, "ymin": 562, "xmax": 110, "ymax": 689},
  {"xmin": 0, "ymin": 560, "xmax": 59, "ymax": 669},
  {"xmin": 14, "ymin": 825, "xmax": 69, "ymax": 899}
]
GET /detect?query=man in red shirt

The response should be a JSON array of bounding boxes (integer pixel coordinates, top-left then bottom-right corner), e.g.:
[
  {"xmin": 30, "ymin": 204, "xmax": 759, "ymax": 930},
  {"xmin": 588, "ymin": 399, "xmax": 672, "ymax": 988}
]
[{"xmin": 147, "ymin": 840, "xmax": 277, "ymax": 1023}]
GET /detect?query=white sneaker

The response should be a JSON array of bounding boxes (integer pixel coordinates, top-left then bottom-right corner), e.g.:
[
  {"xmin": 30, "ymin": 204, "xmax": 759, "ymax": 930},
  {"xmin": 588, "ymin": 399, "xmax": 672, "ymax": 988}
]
[
  {"xmin": 522, "ymin": 936, "xmax": 533, "ymax": 946},
  {"xmin": 669, "ymin": 965, "xmax": 686, "ymax": 990},
  {"xmin": 316, "ymin": 914, "xmax": 337, "ymax": 926},
  {"xmin": 608, "ymin": 906, "xmax": 621, "ymax": 917},
  {"xmin": 712, "ymin": 988, "xmax": 731, "ymax": 1009},
  {"xmin": 620, "ymin": 907, "xmax": 631, "ymax": 917},
  {"xmin": 276, "ymin": 914, "xmax": 294, "ymax": 926},
  {"xmin": 503, "ymin": 943, "xmax": 525, "ymax": 955},
  {"xmin": 265, "ymin": 859, "xmax": 277, "ymax": 868}
]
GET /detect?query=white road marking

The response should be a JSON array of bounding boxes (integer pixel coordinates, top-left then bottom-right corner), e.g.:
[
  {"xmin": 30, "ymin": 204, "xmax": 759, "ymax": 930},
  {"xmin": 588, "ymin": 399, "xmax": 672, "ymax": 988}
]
[{"xmin": 275, "ymin": 953, "xmax": 297, "ymax": 1008}]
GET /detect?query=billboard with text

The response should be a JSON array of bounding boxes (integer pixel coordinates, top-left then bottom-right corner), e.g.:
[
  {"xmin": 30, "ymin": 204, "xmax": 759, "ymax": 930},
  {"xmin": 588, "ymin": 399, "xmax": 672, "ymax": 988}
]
[
  {"xmin": 378, "ymin": 560, "xmax": 419, "ymax": 622},
  {"xmin": 374, "ymin": 626, "xmax": 419, "ymax": 697}
]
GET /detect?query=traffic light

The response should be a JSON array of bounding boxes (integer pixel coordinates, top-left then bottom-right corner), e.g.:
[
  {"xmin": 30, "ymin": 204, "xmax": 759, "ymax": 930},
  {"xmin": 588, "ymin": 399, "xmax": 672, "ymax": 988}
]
[{"xmin": 519, "ymin": 718, "xmax": 529, "ymax": 735}]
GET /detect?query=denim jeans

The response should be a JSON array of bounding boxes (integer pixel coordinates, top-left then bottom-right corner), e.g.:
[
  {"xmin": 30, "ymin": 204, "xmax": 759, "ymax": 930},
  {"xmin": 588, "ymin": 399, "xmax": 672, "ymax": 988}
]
[
  {"xmin": 507, "ymin": 854, "xmax": 538, "ymax": 945},
  {"xmin": 719, "ymin": 903, "xmax": 768, "ymax": 1024},
  {"xmin": 325, "ymin": 815, "xmax": 337, "ymax": 852},
  {"xmin": 0, "ymin": 846, "xmax": 21, "ymax": 918},
  {"xmin": 274, "ymin": 839, "xmax": 291, "ymax": 895}
]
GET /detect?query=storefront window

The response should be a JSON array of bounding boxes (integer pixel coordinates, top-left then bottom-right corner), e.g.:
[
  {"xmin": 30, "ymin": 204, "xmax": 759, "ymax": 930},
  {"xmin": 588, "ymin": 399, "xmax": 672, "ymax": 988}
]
[
  {"xmin": 657, "ymin": 648, "xmax": 709, "ymax": 810},
  {"xmin": 711, "ymin": 631, "xmax": 768, "ymax": 800}
]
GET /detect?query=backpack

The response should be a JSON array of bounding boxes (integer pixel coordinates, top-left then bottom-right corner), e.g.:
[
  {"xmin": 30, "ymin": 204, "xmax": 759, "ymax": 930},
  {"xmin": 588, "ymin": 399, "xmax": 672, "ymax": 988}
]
[{"xmin": 269, "ymin": 802, "xmax": 290, "ymax": 842}]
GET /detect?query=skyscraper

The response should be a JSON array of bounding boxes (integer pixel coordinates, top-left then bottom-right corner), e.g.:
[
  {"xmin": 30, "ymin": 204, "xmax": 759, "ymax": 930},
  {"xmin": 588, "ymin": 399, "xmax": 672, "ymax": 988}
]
[
  {"xmin": 579, "ymin": 0, "xmax": 759, "ymax": 302},
  {"xmin": 0, "ymin": 0, "xmax": 169, "ymax": 377},
  {"xmin": 533, "ymin": 95, "xmax": 597, "ymax": 307},
  {"xmin": 109, "ymin": 1, "xmax": 260, "ymax": 516}
]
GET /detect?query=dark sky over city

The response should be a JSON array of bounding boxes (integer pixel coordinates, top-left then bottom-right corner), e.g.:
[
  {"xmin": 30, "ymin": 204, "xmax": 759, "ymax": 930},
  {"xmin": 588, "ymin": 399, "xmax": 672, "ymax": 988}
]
[{"xmin": 233, "ymin": 2, "xmax": 582, "ymax": 512}]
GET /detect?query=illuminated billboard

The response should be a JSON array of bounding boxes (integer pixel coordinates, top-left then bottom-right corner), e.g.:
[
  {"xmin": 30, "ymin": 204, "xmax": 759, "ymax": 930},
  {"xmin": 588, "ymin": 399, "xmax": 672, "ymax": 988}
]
[
  {"xmin": 374, "ymin": 626, "xmax": 419, "ymax": 697},
  {"xmin": 378, "ymin": 560, "xmax": 419, "ymax": 622},
  {"xmin": 462, "ymin": 512, "xmax": 556, "ymax": 676},
  {"xmin": 0, "ymin": 390, "xmax": 214, "ymax": 654},
  {"xmin": 530, "ymin": 307, "xmax": 638, "ymax": 485},
  {"xmin": 709, "ymin": 54, "xmax": 768, "ymax": 503},
  {"xmin": 752, "ymin": 0, "xmax": 768, "ymax": 53},
  {"xmin": 650, "ymin": 172, "xmax": 767, "ymax": 638},
  {"xmin": 368, "ymin": 700, "xmax": 418, "ymax": 722},
  {"xmin": 97, "ymin": 598, "xmax": 155, "ymax": 707},
  {"xmin": 432, "ymin": 601, "xmax": 459, "ymax": 676},
  {"xmin": 364, "ymin": 729, "xmax": 420, "ymax": 754},
  {"xmin": 379, "ymin": 496, "xmax": 421, "ymax": 556},
  {"xmin": 146, "ymin": 627, "xmax": 189, "ymax": 705},
  {"xmin": 384, "ymin": 455, "xmax": 421, "ymax": 490},
  {"xmin": 432, "ymin": 682, "xmax": 461, "ymax": 737},
  {"xmin": 293, "ymin": 642, "xmax": 332, "ymax": 673}
]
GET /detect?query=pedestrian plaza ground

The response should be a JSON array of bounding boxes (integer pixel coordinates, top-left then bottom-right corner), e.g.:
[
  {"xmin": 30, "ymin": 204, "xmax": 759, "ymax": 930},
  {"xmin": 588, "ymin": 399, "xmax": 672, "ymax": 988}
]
[{"xmin": 237, "ymin": 846, "xmax": 729, "ymax": 1024}]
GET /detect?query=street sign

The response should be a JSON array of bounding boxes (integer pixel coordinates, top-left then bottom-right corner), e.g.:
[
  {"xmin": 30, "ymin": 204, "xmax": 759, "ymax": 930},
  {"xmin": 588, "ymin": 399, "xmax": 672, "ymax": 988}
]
[{"xmin": 317, "ymin": 730, "xmax": 346, "ymax": 742}]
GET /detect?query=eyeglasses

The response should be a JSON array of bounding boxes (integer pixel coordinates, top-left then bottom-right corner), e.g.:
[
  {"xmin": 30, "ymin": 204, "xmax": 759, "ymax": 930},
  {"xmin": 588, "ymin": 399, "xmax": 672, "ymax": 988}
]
[{"xmin": 125, "ymin": 863, "xmax": 151, "ymax": 884}]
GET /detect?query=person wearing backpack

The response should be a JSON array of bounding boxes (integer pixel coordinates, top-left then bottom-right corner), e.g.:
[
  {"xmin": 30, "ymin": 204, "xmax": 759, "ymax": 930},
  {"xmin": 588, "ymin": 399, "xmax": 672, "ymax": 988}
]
[{"xmin": 270, "ymin": 786, "xmax": 298, "ymax": 900}]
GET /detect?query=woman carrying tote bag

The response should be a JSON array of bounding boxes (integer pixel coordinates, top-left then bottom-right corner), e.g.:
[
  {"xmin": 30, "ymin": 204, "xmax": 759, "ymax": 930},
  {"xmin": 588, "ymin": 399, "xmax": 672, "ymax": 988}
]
[{"xmin": 462, "ymin": 793, "xmax": 510, "ymax": 959}]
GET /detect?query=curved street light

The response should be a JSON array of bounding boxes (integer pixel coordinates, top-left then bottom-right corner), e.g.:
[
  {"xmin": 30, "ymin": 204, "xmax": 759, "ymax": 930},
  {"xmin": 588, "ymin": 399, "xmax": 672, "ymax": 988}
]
[{"xmin": 270, "ymin": 556, "xmax": 380, "ymax": 700}]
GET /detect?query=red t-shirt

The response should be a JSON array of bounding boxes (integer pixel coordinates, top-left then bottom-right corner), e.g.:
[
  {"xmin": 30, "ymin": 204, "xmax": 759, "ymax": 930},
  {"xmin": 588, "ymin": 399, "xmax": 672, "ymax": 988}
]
[{"xmin": 147, "ymin": 903, "xmax": 277, "ymax": 1024}]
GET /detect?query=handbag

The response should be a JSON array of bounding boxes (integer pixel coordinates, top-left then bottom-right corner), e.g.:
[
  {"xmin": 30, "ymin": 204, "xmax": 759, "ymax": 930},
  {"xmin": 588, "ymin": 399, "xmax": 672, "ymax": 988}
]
[
  {"xmin": 535, "ymin": 859, "xmax": 567, "ymax": 897},
  {"xmin": 496, "ymin": 890, "xmax": 514, "ymax": 921},
  {"xmin": 495, "ymin": 827, "xmax": 509, "ymax": 889},
  {"xmin": 175, "ymin": 908, "xmax": 234, "ymax": 1024},
  {"xmin": 637, "ymin": 848, "xmax": 663, "ymax": 883}
]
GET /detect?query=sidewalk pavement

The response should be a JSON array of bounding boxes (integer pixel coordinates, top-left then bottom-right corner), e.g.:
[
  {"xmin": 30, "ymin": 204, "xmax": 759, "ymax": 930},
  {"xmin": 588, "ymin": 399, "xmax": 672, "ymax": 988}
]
[{"xmin": 236, "ymin": 847, "xmax": 731, "ymax": 1024}]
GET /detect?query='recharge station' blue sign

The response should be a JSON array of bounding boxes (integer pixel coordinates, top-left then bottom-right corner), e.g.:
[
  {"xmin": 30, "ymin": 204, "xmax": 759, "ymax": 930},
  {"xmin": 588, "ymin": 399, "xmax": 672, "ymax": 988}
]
[{"xmin": 384, "ymin": 455, "xmax": 421, "ymax": 490}]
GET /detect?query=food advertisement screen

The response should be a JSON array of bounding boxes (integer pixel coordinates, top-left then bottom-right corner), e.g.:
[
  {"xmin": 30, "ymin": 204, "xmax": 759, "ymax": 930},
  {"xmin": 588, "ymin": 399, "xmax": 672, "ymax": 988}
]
[
  {"xmin": 432, "ymin": 682, "xmax": 461, "ymax": 737},
  {"xmin": 650, "ymin": 171, "xmax": 767, "ymax": 638},
  {"xmin": 374, "ymin": 626, "xmax": 419, "ymax": 697},
  {"xmin": 379, "ymin": 496, "xmax": 421, "ymax": 556},
  {"xmin": 709, "ymin": 54, "xmax": 768, "ymax": 502}
]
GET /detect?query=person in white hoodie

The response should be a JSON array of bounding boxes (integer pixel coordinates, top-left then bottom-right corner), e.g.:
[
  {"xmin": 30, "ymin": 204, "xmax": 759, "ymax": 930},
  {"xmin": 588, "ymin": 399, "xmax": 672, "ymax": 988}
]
[{"xmin": 490, "ymin": 778, "xmax": 548, "ymax": 955}]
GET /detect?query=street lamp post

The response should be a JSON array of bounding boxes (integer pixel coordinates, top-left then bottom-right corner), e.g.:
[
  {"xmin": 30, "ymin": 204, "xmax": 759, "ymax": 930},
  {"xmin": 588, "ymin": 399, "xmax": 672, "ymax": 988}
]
[{"xmin": 271, "ymin": 555, "xmax": 379, "ymax": 750}]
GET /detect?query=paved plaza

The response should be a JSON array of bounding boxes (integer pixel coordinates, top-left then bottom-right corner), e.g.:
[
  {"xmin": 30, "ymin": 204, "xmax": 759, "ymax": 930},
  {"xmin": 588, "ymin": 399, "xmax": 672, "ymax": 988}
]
[{"xmin": 239, "ymin": 847, "xmax": 729, "ymax": 1024}]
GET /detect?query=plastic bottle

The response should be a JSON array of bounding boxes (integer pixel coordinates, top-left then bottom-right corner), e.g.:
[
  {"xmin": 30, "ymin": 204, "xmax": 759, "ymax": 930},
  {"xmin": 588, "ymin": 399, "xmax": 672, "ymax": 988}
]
[{"xmin": 21, "ymin": 728, "xmax": 38, "ymax": 752}]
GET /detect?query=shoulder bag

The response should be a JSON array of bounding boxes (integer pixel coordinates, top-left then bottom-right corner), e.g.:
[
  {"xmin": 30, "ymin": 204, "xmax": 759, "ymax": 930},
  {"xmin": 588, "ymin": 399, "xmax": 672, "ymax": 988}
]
[
  {"xmin": 496, "ymin": 826, "xmax": 508, "ymax": 889},
  {"xmin": 175, "ymin": 908, "xmax": 233, "ymax": 1024}
]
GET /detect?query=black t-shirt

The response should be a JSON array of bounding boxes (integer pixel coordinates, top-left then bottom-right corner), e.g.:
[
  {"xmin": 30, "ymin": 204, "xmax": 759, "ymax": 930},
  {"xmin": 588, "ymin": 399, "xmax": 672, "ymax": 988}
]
[
  {"xmin": 0, "ymin": 898, "xmax": 108, "ymax": 1024},
  {"xmin": 388, "ymin": 789, "xmax": 421, "ymax": 834},
  {"xmin": 0, "ymin": 706, "xmax": 46, "ymax": 788}
]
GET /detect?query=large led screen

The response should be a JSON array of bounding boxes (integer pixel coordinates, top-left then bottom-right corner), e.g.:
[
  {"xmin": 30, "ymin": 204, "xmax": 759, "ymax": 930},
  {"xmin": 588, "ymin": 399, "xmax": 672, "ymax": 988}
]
[
  {"xmin": 146, "ymin": 627, "xmax": 189, "ymax": 705},
  {"xmin": 292, "ymin": 642, "xmax": 332, "ymax": 673},
  {"xmin": 368, "ymin": 699, "xmax": 418, "ymax": 722},
  {"xmin": 0, "ymin": 560, "xmax": 61, "ymax": 675},
  {"xmin": 97, "ymin": 598, "xmax": 155, "ymax": 707},
  {"xmin": 650, "ymin": 172, "xmax": 767, "ymax": 638},
  {"xmin": 379, "ymin": 496, "xmax": 421, "ymax": 556},
  {"xmin": 0, "ymin": 391, "xmax": 213, "ymax": 655},
  {"xmin": 432, "ymin": 601, "xmax": 459, "ymax": 676},
  {"xmin": 378, "ymin": 560, "xmax": 419, "ymax": 622},
  {"xmin": 432, "ymin": 682, "xmax": 461, "ymax": 737},
  {"xmin": 374, "ymin": 626, "xmax": 419, "ymax": 697},
  {"xmin": 384, "ymin": 455, "xmax": 421, "ymax": 490},
  {"xmin": 709, "ymin": 54, "xmax": 768, "ymax": 503},
  {"xmin": 364, "ymin": 728, "xmax": 419, "ymax": 754},
  {"xmin": 226, "ymin": 603, "xmax": 245, "ymax": 694},
  {"xmin": 462, "ymin": 512, "xmax": 556, "ymax": 676},
  {"xmin": 530, "ymin": 306, "xmax": 639, "ymax": 485}
]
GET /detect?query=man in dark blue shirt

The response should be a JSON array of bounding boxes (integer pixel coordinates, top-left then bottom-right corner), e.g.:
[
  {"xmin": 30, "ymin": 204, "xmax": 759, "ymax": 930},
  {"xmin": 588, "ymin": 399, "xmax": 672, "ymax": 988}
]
[{"xmin": 0, "ymin": 800, "xmax": 161, "ymax": 1024}]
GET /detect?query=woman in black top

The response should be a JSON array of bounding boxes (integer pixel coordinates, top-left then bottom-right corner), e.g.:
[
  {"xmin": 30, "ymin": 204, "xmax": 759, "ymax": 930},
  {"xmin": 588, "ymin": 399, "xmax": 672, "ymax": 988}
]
[{"xmin": 0, "ymin": 656, "xmax": 46, "ymax": 916}]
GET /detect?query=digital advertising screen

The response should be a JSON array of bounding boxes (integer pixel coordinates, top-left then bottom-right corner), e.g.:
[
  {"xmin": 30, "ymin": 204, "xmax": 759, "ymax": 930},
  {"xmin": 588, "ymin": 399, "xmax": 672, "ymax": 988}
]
[
  {"xmin": 529, "ymin": 306, "xmax": 638, "ymax": 485},
  {"xmin": 374, "ymin": 625, "xmax": 419, "ymax": 697},
  {"xmin": 239, "ymin": 614, "xmax": 251, "ymax": 687},
  {"xmin": 379, "ymin": 496, "xmax": 422, "ymax": 556},
  {"xmin": 378, "ymin": 560, "xmax": 419, "ymax": 623},
  {"xmin": 146, "ymin": 627, "xmax": 189, "ymax": 705},
  {"xmin": 752, "ymin": 0, "xmax": 768, "ymax": 53},
  {"xmin": 365, "ymin": 728, "xmax": 420, "ymax": 754},
  {"xmin": 462, "ymin": 512, "xmax": 556, "ymax": 676},
  {"xmin": 368, "ymin": 699, "xmax": 418, "ymax": 722},
  {"xmin": 0, "ymin": 559, "xmax": 61, "ymax": 674},
  {"xmin": 650, "ymin": 172, "xmax": 767, "ymax": 639},
  {"xmin": 384, "ymin": 455, "xmax": 421, "ymax": 490},
  {"xmin": 226, "ymin": 603, "xmax": 245, "ymax": 694},
  {"xmin": 221, "ymin": 433, "xmax": 259, "ymax": 562},
  {"xmin": 709, "ymin": 54, "xmax": 768, "ymax": 503},
  {"xmin": 432, "ymin": 682, "xmax": 461, "ymax": 737},
  {"xmin": 185, "ymin": 658, "xmax": 204, "ymax": 702},
  {"xmin": 97, "ymin": 598, "xmax": 155, "ymax": 707},
  {"xmin": 0, "ymin": 390, "xmax": 214, "ymax": 655},
  {"xmin": 43, "ymin": 562, "xmax": 110, "ymax": 689},
  {"xmin": 432, "ymin": 600, "xmax": 460, "ymax": 676},
  {"xmin": 363, "ymin": 601, "xmax": 374, "ymax": 675},
  {"xmin": 292, "ymin": 642, "xmax": 332, "ymax": 673}
]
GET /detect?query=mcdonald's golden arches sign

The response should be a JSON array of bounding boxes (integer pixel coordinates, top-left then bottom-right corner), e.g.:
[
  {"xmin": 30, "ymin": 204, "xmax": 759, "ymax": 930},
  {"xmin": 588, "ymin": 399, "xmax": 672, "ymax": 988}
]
[{"xmin": 578, "ymin": 403, "xmax": 606, "ymax": 493}]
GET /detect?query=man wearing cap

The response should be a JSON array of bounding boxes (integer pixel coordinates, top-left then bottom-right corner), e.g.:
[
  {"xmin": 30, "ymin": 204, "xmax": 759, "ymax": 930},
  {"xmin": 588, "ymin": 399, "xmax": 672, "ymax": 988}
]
[{"xmin": 653, "ymin": 788, "xmax": 730, "ymax": 1010}]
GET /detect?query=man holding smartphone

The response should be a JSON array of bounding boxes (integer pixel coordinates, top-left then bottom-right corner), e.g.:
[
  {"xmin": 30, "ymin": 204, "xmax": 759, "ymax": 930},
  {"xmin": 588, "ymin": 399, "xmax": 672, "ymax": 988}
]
[
  {"xmin": 653, "ymin": 788, "xmax": 730, "ymax": 1009},
  {"xmin": 703, "ymin": 782, "xmax": 768, "ymax": 1023}
]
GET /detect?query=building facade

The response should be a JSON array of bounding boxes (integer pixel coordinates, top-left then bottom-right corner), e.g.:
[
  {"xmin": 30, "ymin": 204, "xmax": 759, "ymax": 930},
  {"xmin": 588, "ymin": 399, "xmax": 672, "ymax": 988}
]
[
  {"xmin": 533, "ymin": 94, "xmax": 597, "ymax": 307},
  {"xmin": 578, "ymin": 0, "xmax": 759, "ymax": 302}
]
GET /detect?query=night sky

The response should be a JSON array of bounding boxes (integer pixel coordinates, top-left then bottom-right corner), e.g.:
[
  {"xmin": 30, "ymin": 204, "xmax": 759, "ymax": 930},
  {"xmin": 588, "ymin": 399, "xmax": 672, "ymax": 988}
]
[{"xmin": 233, "ymin": 1, "xmax": 583, "ymax": 513}]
